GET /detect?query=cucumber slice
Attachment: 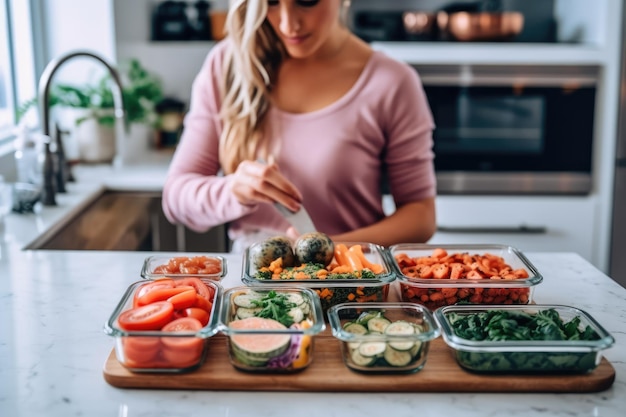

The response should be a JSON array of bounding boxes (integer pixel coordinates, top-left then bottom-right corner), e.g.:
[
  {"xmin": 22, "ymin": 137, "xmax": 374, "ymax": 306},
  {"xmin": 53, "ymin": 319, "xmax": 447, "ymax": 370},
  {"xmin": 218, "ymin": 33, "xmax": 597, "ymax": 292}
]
[
  {"xmin": 285, "ymin": 293, "xmax": 305, "ymax": 306},
  {"xmin": 410, "ymin": 341, "xmax": 422, "ymax": 358},
  {"xmin": 343, "ymin": 322, "xmax": 368, "ymax": 335},
  {"xmin": 383, "ymin": 346, "xmax": 413, "ymax": 367},
  {"xmin": 367, "ymin": 317, "xmax": 391, "ymax": 333},
  {"xmin": 347, "ymin": 341, "xmax": 361, "ymax": 350},
  {"xmin": 288, "ymin": 307, "xmax": 304, "ymax": 324},
  {"xmin": 356, "ymin": 311, "xmax": 382, "ymax": 325},
  {"xmin": 412, "ymin": 323, "xmax": 424, "ymax": 333},
  {"xmin": 384, "ymin": 321, "xmax": 416, "ymax": 351},
  {"xmin": 236, "ymin": 306, "xmax": 262, "ymax": 319},
  {"xmin": 233, "ymin": 293, "xmax": 262, "ymax": 308},
  {"xmin": 358, "ymin": 342, "xmax": 387, "ymax": 357},
  {"xmin": 300, "ymin": 302, "xmax": 310, "ymax": 316},
  {"xmin": 230, "ymin": 334, "xmax": 290, "ymax": 361},
  {"xmin": 351, "ymin": 348, "xmax": 377, "ymax": 366}
]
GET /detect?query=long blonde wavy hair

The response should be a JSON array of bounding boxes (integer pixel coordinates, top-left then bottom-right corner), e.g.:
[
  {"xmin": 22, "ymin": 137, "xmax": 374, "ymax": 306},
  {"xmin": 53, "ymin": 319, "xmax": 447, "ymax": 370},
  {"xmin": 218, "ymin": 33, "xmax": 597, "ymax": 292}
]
[{"xmin": 218, "ymin": 0, "xmax": 286, "ymax": 174}]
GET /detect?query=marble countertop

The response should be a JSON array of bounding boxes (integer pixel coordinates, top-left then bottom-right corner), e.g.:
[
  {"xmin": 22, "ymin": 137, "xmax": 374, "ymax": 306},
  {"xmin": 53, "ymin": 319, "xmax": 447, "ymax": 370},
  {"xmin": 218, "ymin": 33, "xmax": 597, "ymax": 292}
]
[
  {"xmin": 0, "ymin": 150, "xmax": 173, "ymax": 250},
  {"xmin": 0, "ymin": 245, "xmax": 624, "ymax": 416},
  {"xmin": 0, "ymin": 154, "xmax": 625, "ymax": 416}
]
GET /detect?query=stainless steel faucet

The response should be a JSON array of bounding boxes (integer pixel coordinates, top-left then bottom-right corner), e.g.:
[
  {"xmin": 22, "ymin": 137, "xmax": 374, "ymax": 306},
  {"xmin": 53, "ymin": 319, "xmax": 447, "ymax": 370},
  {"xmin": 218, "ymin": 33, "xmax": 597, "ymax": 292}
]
[{"xmin": 38, "ymin": 50, "xmax": 125, "ymax": 206}]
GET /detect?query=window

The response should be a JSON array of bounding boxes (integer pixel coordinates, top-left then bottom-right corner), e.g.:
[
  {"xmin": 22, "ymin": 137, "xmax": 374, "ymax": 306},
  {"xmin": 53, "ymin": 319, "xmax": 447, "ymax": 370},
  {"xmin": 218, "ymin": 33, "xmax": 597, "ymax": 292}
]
[
  {"xmin": 0, "ymin": 1, "xmax": 13, "ymax": 139},
  {"xmin": 0, "ymin": 0, "xmax": 37, "ymax": 146}
]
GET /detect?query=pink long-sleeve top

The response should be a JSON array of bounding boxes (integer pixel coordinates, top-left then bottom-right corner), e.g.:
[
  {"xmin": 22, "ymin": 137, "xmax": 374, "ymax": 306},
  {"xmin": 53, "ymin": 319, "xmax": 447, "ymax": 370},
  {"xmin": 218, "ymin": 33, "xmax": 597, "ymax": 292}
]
[{"xmin": 162, "ymin": 41, "xmax": 436, "ymax": 246}]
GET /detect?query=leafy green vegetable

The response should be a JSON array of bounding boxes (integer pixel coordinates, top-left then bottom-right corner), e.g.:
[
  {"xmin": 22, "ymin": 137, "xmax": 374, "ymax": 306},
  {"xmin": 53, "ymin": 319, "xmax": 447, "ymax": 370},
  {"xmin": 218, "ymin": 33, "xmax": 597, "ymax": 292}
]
[
  {"xmin": 250, "ymin": 291, "xmax": 297, "ymax": 327},
  {"xmin": 447, "ymin": 309, "xmax": 599, "ymax": 342},
  {"xmin": 255, "ymin": 263, "xmax": 378, "ymax": 280},
  {"xmin": 447, "ymin": 308, "xmax": 602, "ymax": 373}
]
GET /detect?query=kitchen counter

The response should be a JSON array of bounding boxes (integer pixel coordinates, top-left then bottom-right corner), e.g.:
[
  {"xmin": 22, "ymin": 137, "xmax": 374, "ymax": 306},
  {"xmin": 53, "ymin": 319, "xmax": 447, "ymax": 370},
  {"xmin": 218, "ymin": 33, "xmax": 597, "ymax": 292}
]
[
  {"xmin": 0, "ymin": 155, "xmax": 625, "ymax": 416},
  {"xmin": 0, "ymin": 150, "xmax": 173, "ymax": 250},
  {"xmin": 0, "ymin": 245, "xmax": 625, "ymax": 416}
]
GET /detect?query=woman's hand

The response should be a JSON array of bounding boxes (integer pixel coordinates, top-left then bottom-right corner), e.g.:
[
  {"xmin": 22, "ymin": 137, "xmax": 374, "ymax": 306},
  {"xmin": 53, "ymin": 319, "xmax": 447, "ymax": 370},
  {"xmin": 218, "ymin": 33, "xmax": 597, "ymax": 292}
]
[{"xmin": 230, "ymin": 159, "xmax": 302, "ymax": 211}]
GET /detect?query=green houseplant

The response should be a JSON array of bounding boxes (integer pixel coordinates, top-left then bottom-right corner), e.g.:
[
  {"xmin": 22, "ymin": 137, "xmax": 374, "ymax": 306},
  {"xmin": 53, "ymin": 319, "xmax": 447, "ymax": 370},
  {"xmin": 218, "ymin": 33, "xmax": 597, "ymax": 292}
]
[{"xmin": 20, "ymin": 58, "xmax": 164, "ymax": 163}]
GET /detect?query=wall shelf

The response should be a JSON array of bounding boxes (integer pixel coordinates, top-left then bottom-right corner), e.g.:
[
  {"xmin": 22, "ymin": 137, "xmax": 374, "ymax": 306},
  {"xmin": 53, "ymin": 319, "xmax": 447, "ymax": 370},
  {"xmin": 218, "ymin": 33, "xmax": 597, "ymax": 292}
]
[{"xmin": 371, "ymin": 42, "xmax": 607, "ymax": 66}]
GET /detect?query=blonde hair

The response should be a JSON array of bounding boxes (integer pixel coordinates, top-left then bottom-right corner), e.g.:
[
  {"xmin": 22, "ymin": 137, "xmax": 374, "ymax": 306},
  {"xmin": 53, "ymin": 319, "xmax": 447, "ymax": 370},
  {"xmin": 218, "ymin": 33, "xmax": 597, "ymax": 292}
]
[{"xmin": 219, "ymin": 0, "xmax": 285, "ymax": 174}]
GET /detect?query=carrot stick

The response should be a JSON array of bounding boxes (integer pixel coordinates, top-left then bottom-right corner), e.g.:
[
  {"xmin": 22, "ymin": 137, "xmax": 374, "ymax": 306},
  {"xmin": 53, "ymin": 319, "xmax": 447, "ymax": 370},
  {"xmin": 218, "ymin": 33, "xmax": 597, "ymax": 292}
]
[
  {"xmin": 334, "ymin": 244, "xmax": 350, "ymax": 267},
  {"xmin": 344, "ymin": 250, "xmax": 363, "ymax": 271},
  {"xmin": 348, "ymin": 245, "xmax": 383, "ymax": 274}
]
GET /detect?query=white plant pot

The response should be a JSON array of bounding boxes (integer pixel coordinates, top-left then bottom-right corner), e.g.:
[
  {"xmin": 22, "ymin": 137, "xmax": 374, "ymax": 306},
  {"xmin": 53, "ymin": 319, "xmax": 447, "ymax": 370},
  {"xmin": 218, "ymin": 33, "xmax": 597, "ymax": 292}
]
[
  {"xmin": 122, "ymin": 123, "xmax": 155, "ymax": 164},
  {"xmin": 76, "ymin": 118, "xmax": 116, "ymax": 163},
  {"xmin": 50, "ymin": 106, "xmax": 91, "ymax": 161}
]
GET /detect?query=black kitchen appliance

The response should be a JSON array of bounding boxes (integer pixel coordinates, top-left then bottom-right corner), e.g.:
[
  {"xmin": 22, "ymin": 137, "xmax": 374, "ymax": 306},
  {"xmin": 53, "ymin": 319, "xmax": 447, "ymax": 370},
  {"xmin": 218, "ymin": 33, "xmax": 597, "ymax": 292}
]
[
  {"xmin": 416, "ymin": 64, "xmax": 598, "ymax": 195},
  {"xmin": 151, "ymin": 1, "xmax": 193, "ymax": 41}
]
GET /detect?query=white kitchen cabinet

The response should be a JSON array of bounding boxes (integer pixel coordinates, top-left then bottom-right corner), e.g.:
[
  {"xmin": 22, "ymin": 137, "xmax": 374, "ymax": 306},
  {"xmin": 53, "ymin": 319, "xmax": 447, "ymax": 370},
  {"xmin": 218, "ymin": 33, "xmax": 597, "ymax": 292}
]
[
  {"xmin": 429, "ymin": 196, "xmax": 597, "ymax": 262},
  {"xmin": 383, "ymin": 195, "xmax": 597, "ymax": 264}
]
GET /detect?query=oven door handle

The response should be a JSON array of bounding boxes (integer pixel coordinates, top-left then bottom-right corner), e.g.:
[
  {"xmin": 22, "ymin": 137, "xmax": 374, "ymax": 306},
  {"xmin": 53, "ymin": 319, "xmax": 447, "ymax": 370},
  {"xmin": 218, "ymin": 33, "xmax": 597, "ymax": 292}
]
[{"xmin": 437, "ymin": 225, "xmax": 547, "ymax": 234}]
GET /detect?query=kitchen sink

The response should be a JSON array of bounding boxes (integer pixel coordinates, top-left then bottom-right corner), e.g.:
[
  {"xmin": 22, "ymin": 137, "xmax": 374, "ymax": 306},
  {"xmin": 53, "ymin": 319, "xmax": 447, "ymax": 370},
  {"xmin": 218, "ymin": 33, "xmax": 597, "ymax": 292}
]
[{"xmin": 25, "ymin": 189, "xmax": 230, "ymax": 252}]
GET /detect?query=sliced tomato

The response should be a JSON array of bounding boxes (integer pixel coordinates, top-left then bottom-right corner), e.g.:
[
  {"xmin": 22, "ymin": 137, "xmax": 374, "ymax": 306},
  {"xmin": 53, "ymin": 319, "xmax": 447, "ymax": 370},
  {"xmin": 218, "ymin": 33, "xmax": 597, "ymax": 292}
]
[
  {"xmin": 123, "ymin": 357, "xmax": 164, "ymax": 369},
  {"xmin": 167, "ymin": 289, "xmax": 197, "ymax": 310},
  {"xmin": 136, "ymin": 285, "xmax": 195, "ymax": 306},
  {"xmin": 194, "ymin": 294, "xmax": 213, "ymax": 312},
  {"xmin": 182, "ymin": 307, "xmax": 210, "ymax": 326},
  {"xmin": 161, "ymin": 317, "xmax": 204, "ymax": 349},
  {"xmin": 175, "ymin": 278, "xmax": 215, "ymax": 301},
  {"xmin": 133, "ymin": 279, "xmax": 176, "ymax": 307},
  {"xmin": 160, "ymin": 344, "xmax": 203, "ymax": 368},
  {"xmin": 118, "ymin": 301, "xmax": 174, "ymax": 331},
  {"xmin": 121, "ymin": 336, "xmax": 161, "ymax": 363}
]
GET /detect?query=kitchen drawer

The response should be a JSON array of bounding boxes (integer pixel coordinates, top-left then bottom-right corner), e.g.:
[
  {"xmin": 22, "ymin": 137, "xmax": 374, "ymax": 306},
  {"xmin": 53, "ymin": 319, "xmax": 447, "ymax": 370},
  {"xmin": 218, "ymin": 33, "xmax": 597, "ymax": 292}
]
[{"xmin": 382, "ymin": 195, "xmax": 597, "ymax": 263}]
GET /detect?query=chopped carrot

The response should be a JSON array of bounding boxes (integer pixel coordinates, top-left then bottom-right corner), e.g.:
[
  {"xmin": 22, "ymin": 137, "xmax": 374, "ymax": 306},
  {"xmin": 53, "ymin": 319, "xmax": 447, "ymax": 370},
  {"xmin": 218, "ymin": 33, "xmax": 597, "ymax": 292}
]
[
  {"xmin": 315, "ymin": 269, "xmax": 328, "ymax": 279},
  {"xmin": 294, "ymin": 271, "xmax": 308, "ymax": 280},
  {"xmin": 356, "ymin": 293, "xmax": 379, "ymax": 303},
  {"xmin": 344, "ymin": 250, "xmax": 363, "ymax": 271},
  {"xmin": 348, "ymin": 245, "xmax": 384, "ymax": 274},
  {"xmin": 319, "ymin": 288, "xmax": 333, "ymax": 299},
  {"xmin": 329, "ymin": 265, "xmax": 352, "ymax": 274},
  {"xmin": 334, "ymin": 244, "xmax": 350, "ymax": 267}
]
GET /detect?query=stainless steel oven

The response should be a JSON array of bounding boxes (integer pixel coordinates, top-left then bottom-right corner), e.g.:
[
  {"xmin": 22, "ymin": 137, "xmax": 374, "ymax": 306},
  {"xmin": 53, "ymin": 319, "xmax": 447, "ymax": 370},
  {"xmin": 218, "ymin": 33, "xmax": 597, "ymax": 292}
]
[{"xmin": 416, "ymin": 64, "xmax": 599, "ymax": 195}]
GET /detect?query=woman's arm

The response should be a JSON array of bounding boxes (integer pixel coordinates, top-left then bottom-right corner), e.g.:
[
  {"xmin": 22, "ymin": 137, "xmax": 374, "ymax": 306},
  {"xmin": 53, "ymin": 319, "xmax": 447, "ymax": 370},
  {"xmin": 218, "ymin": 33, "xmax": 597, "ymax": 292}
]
[
  {"xmin": 330, "ymin": 197, "xmax": 436, "ymax": 247},
  {"xmin": 162, "ymin": 43, "xmax": 258, "ymax": 233}
]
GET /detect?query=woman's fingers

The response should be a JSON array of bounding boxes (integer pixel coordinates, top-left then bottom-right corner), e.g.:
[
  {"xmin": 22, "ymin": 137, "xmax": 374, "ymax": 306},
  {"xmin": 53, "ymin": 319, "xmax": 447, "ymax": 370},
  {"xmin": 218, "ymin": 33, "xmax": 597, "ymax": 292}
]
[{"xmin": 231, "ymin": 160, "xmax": 302, "ymax": 209}]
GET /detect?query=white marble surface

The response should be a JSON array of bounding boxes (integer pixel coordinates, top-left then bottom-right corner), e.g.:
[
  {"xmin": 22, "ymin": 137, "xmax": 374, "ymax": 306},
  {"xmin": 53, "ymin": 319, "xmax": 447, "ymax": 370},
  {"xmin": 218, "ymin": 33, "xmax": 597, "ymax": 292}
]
[
  {"xmin": 0, "ymin": 154, "xmax": 625, "ymax": 416},
  {"xmin": 0, "ymin": 150, "xmax": 172, "ymax": 250},
  {"xmin": 0, "ymin": 242, "xmax": 625, "ymax": 416}
]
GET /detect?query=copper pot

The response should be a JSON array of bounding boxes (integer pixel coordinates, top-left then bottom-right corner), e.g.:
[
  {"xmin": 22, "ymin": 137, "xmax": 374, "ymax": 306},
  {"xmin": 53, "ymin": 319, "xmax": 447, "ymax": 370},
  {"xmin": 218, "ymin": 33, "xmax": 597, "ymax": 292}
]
[
  {"xmin": 402, "ymin": 11, "xmax": 437, "ymax": 39},
  {"xmin": 438, "ymin": 11, "xmax": 524, "ymax": 42}
]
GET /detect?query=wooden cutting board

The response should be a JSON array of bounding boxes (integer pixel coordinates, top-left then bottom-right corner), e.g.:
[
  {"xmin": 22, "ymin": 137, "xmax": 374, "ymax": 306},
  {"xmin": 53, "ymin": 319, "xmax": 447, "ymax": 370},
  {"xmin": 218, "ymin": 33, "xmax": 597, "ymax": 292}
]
[{"xmin": 102, "ymin": 331, "xmax": 615, "ymax": 393}]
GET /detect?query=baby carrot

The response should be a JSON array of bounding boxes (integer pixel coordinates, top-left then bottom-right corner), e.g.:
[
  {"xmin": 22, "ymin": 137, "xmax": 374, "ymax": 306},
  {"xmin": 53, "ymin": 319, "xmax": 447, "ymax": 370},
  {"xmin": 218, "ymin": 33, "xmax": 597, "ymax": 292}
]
[
  {"xmin": 348, "ymin": 244, "xmax": 384, "ymax": 274},
  {"xmin": 333, "ymin": 244, "xmax": 350, "ymax": 267}
]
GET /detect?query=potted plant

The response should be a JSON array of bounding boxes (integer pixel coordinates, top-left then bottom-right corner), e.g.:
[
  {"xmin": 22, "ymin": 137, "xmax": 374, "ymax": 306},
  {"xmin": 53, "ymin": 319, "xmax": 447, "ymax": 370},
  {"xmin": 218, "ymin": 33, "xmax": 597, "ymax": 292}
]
[{"xmin": 21, "ymin": 58, "xmax": 164, "ymax": 163}]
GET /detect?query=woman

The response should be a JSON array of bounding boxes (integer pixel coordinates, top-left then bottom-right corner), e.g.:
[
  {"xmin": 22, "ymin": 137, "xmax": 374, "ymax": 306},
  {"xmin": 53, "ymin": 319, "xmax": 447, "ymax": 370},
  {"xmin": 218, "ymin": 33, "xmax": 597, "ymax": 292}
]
[{"xmin": 162, "ymin": 0, "xmax": 437, "ymax": 251}]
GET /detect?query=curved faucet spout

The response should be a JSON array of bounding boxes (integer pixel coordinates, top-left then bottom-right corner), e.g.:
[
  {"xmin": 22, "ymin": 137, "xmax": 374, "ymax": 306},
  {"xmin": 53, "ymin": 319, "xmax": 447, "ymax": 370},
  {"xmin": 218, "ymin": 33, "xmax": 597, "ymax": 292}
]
[
  {"xmin": 38, "ymin": 50, "xmax": 125, "ymax": 136},
  {"xmin": 37, "ymin": 50, "xmax": 126, "ymax": 205}
]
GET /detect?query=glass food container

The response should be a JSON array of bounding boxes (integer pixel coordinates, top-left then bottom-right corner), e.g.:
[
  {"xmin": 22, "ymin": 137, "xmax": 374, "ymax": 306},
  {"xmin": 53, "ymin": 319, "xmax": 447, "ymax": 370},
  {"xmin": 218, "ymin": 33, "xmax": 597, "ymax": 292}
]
[
  {"xmin": 104, "ymin": 278, "xmax": 221, "ymax": 372},
  {"xmin": 242, "ymin": 241, "xmax": 395, "ymax": 313},
  {"xmin": 388, "ymin": 244, "xmax": 543, "ymax": 310},
  {"xmin": 327, "ymin": 302, "xmax": 440, "ymax": 374},
  {"xmin": 218, "ymin": 286, "xmax": 325, "ymax": 373},
  {"xmin": 141, "ymin": 254, "xmax": 227, "ymax": 281},
  {"xmin": 434, "ymin": 304, "xmax": 615, "ymax": 374}
]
